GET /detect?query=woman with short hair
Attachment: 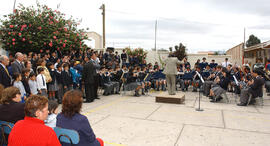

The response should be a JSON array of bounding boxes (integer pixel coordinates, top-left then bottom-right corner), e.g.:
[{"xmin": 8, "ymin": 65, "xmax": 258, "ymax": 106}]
[
  {"xmin": 57, "ymin": 90, "xmax": 104, "ymax": 146},
  {"xmin": 8, "ymin": 95, "xmax": 61, "ymax": 146},
  {"xmin": 0, "ymin": 86, "xmax": 25, "ymax": 123}
]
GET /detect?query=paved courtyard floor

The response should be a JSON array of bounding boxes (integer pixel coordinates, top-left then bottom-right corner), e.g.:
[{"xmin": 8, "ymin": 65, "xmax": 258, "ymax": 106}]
[{"xmin": 79, "ymin": 90, "xmax": 270, "ymax": 146}]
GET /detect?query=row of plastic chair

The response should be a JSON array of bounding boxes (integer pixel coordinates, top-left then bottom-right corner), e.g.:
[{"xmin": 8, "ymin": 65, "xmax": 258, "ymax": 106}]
[{"xmin": 0, "ymin": 120, "xmax": 79, "ymax": 146}]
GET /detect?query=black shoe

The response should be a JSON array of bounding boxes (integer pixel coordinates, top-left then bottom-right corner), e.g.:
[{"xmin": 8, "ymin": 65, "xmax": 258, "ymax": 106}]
[
  {"xmin": 103, "ymin": 93, "xmax": 109, "ymax": 96},
  {"xmin": 210, "ymin": 99, "xmax": 216, "ymax": 102},
  {"xmin": 249, "ymin": 100, "xmax": 256, "ymax": 105},
  {"xmin": 95, "ymin": 97, "xmax": 100, "ymax": 99},
  {"xmin": 142, "ymin": 92, "xmax": 145, "ymax": 95},
  {"xmin": 192, "ymin": 90, "xmax": 197, "ymax": 92},
  {"xmin": 209, "ymin": 96, "xmax": 213, "ymax": 99},
  {"xmin": 84, "ymin": 100, "xmax": 93, "ymax": 103},
  {"xmin": 134, "ymin": 91, "xmax": 140, "ymax": 97},
  {"xmin": 237, "ymin": 103, "xmax": 247, "ymax": 106}
]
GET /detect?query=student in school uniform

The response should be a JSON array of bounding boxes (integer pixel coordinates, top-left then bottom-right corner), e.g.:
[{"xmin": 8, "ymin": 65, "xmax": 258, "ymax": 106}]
[
  {"xmin": 28, "ymin": 72, "xmax": 38, "ymax": 95},
  {"xmin": 55, "ymin": 64, "xmax": 64, "ymax": 103},
  {"xmin": 36, "ymin": 67, "xmax": 48, "ymax": 97},
  {"xmin": 62, "ymin": 63, "xmax": 73, "ymax": 93}
]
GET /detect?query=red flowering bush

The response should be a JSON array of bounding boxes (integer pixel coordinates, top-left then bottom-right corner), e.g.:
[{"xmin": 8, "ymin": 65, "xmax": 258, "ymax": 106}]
[{"xmin": 0, "ymin": 4, "xmax": 88, "ymax": 53}]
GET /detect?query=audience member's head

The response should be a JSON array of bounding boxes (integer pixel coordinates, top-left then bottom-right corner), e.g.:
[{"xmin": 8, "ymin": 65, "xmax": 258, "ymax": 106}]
[
  {"xmin": 62, "ymin": 90, "xmax": 83, "ymax": 118},
  {"xmin": 0, "ymin": 84, "xmax": 4, "ymax": 101},
  {"xmin": 24, "ymin": 95, "xmax": 48, "ymax": 121},
  {"xmin": 15, "ymin": 52, "xmax": 24, "ymax": 62},
  {"xmin": 0, "ymin": 55, "xmax": 10, "ymax": 66},
  {"xmin": 48, "ymin": 100, "xmax": 59, "ymax": 115},
  {"xmin": 0, "ymin": 87, "xmax": 21, "ymax": 104},
  {"xmin": 37, "ymin": 67, "xmax": 45, "ymax": 74}
]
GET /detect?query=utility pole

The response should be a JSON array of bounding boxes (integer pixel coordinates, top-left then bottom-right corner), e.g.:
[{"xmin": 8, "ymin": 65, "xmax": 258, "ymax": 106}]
[
  {"xmin": 154, "ymin": 20, "xmax": 157, "ymax": 52},
  {"xmin": 242, "ymin": 28, "xmax": 246, "ymax": 64},
  {"xmin": 13, "ymin": 0, "xmax": 17, "ymax": 13},
  {"xmin": 155, "ymin": 20, "xmax": 158, "ymax": 62},
  {"xmin": 100, "ymin": 4, "xmax": 106, "ymax": 50}
]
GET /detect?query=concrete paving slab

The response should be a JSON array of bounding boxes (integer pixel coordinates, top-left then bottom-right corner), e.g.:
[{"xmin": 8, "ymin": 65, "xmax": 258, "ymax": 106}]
[
  {"xmin": 194, "ymin": 101, "xmax": 258, "ymax": 113},
  {"xmin": 224, "ymin": 111, "xmax": 270, "ymax": 133},
  {"xmin": 84, "ymin": 113, "xmax": 110, "ymax": 125},
  {"xmin": 255, "ymin": 105, "xmax": 270, "ymax": 114},
  {"xmin": 93, "ymin": 116, "xmax": 183, "ymax": 146},
  {"xmin": 176, "ymin": 125, "xmax": 270, "ymax": 146},
  {"xmin": 148, "ymin": 105, "xmax": 224, "ymax": 128},
  {"xmin": 92, "ymin": 101, "xmax": 161, "ymax": 119}
]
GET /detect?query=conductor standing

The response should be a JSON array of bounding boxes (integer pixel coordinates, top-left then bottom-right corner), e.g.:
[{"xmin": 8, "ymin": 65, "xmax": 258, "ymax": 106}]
[{"xmin": 163, "ymin": 53, "xmax": 182, "ymax": 95}]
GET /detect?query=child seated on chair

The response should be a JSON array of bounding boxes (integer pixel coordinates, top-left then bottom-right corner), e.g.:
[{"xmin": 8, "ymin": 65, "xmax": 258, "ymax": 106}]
[{"xmin": 45, "ymin": 100, "xmax": 59, "ymax": 128}]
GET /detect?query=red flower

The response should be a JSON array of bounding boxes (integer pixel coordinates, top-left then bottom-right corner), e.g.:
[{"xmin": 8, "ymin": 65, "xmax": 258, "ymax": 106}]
[
  {"xmin": 57, "ymin": 47, "xmax": 60, "ymax": 50},
  {"xmin": 64, "ymin": 28, "xmax": 68, "ymax": 32},
  {"xmin": 7, "ymin": 43, "xmax": 10, "ymax": 45},
  {"xmin": 77, "ymin": 33, "xmax": 79, "ymax": 36},
  {"xmin": 53, "ymin": 36, "xmax": 57, "ymax": 39},
  {"xmin": 63, "ymin": 43, "xmax": 66, "ymax": 48},
  {"xmin": 64, "ymin": 40, "xmax": 67, "ymax": 42},
  {"xmin": 12, "ymin": 42, "xmax": 15, "ymax": 45},
  {"xmin": 44, "ymin": 42, "xmax": 46, "ymax": 45},
  {"xmin": 49, "ymin": 21, "xmax": 53, "ymax": 25},
  {"xmin": 49, "ymin": 42, "xmax": 53, "ymax": 47},
  {"xmin": 29, "ymin": 41, "xmax": 32, "ymax": 44},
  {"xmin": 10, "ymin": 25, "xmax": 14, "ymax": 28},
  {"xmin": 12, "ymin": 32, "xmax": 16, "ymax": 35},
  {"xmin": 22, "ymin": 38, "xmax": 25, "ymax": 41},
  {"xmin": 38, "ymin": 26, "xmax": 42, "ymax": 30},
  {"xmin": 8, "ymin": 32, "xmax": 11, "ymax": 35},
  {"xmin": 13, "ymin": 9, "xmax": 16, "ymax": 13},
  {"xmin": 19, "ymin": 33, "xmax": 22, "ymax": 36},
  {"xmin": 40, "ymin": 50, "xmax": 43, "ymax": 53},
  {"xmin": 12, "ymin": 38, "xmax": 15, "ymax": 42}
]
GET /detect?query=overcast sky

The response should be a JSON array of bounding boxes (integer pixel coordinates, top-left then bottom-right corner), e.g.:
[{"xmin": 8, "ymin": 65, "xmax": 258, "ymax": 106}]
[{"xmin": 1, "ymin": 0, "xmax": 270, "ymax": 53}]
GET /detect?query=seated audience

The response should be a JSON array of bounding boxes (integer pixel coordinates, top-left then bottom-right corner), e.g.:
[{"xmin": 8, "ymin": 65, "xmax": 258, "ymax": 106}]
[
  {"xmin": 57, "ymin": 90, "xmax": 104, "ymax": 146},
  {"xmin": 0, "ymin": 86, "xmax": 25, "ymax": 123},
  {"xmin": 8, "ymin": 95, "xmax": 61, "ymax": 146},
  {"xmin": 45, "ymin": 100, "xmax": 59, "ymax": 128}
]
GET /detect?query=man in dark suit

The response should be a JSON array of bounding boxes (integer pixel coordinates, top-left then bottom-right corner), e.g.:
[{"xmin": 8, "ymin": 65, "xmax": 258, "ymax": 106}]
[
  {"xmin": 82, "ymin": 55, "xmax": 95, "ymax": 102},
  {"xmin": 0, "ymin": 55, "xmax": 12, "ymax": 88},
  {"xmin": 121, "ymin": 49, "xmax": 127, "ymax": 65},
  {"xmin": 90, "ymin": 53, "xmax": 101, "ymax": 100},
  {"xmin": 11, "ymin": 52, "xmax": 25, "ymax": 74},
  {"xmin": 238, "ymin": 69, "xmax": 265, "ymax": 106}
]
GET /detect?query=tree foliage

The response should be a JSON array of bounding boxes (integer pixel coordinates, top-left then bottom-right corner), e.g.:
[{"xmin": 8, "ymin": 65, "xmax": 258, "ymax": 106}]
[
  {"xmin": 125, "ymin": 47, "xmax": 147, "ymax": 64},
  {"xmin": 171, "ymin": 43, "xmax": 187, "ymax": 61},
  {"xmin": 246, "ymin": 34, "xmax": 261, "ymax": 47},
  {"xmin": 0, "ymin": 3, "xmax": 89, "ymax": 54}
]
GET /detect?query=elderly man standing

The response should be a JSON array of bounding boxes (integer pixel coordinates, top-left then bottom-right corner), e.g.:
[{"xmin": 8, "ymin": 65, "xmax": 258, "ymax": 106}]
[
  {"xmin": 12, "ymin": 52, "xmax": 25, "ymax": 74},
  {"xmin": 163, "ymin": 54, "xmax": 182, "ymax": 95},
  {"xmin": 0, "ymin": 55, "xmax": 12, "ymax": 88}
]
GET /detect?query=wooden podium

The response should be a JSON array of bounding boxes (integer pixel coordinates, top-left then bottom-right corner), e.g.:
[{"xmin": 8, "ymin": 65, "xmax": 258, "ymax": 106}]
[{"xmin": 155, "ymin": 92, "xmax": 185, "ymax": 104}]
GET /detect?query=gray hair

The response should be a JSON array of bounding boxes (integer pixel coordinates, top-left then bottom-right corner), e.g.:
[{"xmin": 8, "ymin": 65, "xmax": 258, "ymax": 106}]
[
  {"xmin": 15, "ymin": 52, "xmax": 23, "ymax": 59},
  {"xmin": 0, "ymin": 55, "xmax": 7, "ymax": 63}
]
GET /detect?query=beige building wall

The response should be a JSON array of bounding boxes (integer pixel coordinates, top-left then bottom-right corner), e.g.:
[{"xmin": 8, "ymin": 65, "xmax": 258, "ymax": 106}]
[
  {"xmin": 86, "ymin": 32, "xmax": 103, "ymax": 49},
  {"xmin": 226, "ymin": 43, "xmax": 243, "ymax": 66}
]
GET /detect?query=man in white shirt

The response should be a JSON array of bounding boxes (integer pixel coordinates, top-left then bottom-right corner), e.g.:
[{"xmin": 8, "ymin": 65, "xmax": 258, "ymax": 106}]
[
  {"xmin": 36, "ymin": 67, "xmax": 47, "ymax": 97},
  {"xmin": 222, "ymin": 58, "xmax": 231, "ymax": 68}
]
